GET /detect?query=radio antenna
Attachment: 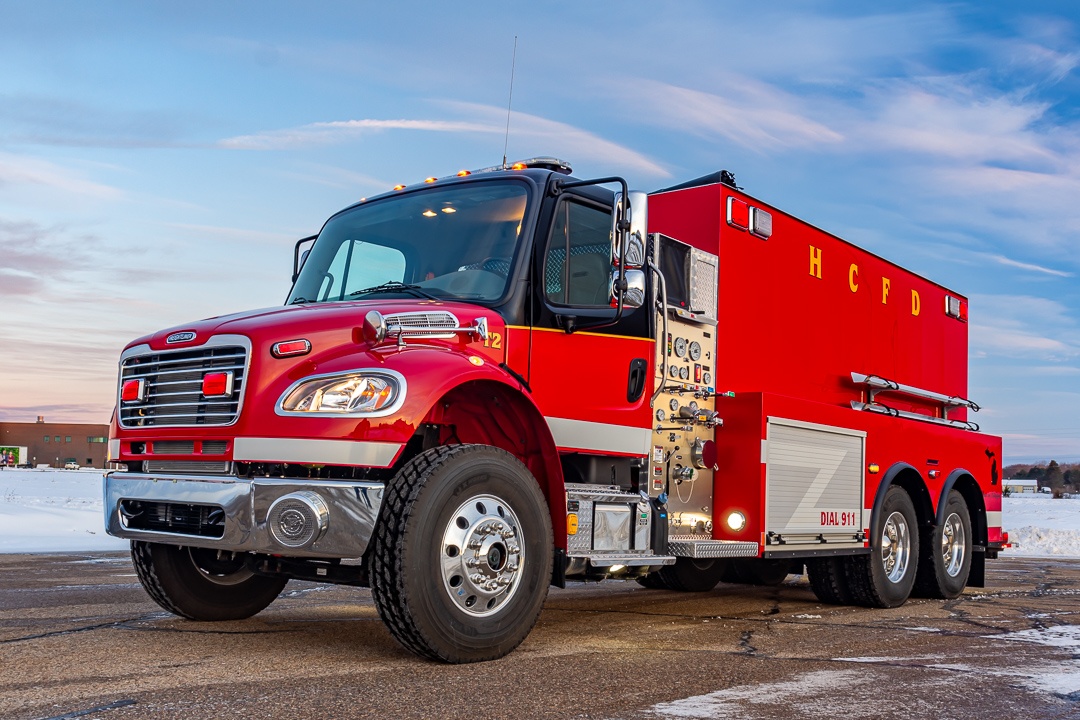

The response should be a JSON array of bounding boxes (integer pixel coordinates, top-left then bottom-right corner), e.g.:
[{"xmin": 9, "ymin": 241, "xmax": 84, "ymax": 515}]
[{"xmin": 501, "ymin": 36, "xmax": 518, "ymax": 169}]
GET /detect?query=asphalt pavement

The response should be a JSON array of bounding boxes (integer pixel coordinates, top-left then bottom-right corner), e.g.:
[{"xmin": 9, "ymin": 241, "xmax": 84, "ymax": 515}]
[{"xmin": 3, "ymin": 552, "xmax": 1080, "ymax": 719}]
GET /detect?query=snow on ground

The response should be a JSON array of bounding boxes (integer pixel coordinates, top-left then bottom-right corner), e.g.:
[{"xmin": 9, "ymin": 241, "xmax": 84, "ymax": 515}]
[
  {"xmin": 1003, "ymin": 493, "xmax": 1080, "ymax": 558},
  {"xmin": 0, "ymin": 468, "xmax": 127, "ymax": 553},
  {"xmin": 1, "ymin": 468, "xmax": 1079, "ymax": 556}
]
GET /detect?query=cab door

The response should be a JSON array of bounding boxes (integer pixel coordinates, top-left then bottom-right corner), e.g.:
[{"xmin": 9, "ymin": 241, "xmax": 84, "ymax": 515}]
[{"xmin": 526, "ymin": 194, "xmax": 654, "ymax": 457}]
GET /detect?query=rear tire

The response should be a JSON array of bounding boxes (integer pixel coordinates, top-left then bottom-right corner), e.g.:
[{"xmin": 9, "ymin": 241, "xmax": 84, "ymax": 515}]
[
  {"xmin": 130, "ymin": 541, "xmax": 287, "ymax": 621},
  {"xmin": 654, "ymin": 557, "xmax": 729, "ymax": 592},
  {"xmin": 845, "ymin": 486, "xmax": 919, "ymax": 608},
  {"xmin": 728, "ymin": 558, "xmax": 792, "ymax": 586},
  {"xmin": 806, "ymin": 557, "xmax": 854, "ymax": 605},
  {"xmin": 913, "ymin": 490, "xmax": 972, "ymax": 599},
  {"xmin": 370, "ymin": 444, "xmax": 553, "ymax": 663}
]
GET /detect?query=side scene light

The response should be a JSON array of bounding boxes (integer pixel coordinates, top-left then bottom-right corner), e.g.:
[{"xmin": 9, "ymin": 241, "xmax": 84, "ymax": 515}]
[{"xmin": 279, "ymin": 370, "xmax": 405, "ymax": 416}]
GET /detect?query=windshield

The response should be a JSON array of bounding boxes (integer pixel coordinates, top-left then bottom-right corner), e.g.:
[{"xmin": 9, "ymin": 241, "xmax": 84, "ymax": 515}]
[{"xmin": 288, "ymin": 181, "xmax": 530, "ymax": 305}]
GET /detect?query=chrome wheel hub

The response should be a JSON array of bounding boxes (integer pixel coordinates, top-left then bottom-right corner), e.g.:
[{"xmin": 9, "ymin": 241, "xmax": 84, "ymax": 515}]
[
  {"xmin": 880, "ymin": 511, "xmax": 911, "ymax": 584},
  {"xmin": 188, "ymin": 547, "xmax": 254, "ymax": 586},
  {"xmin": 941, "ymin": 512, "xmax": 966, "ymax": 578},
  {"xmin": 440, "ymin": 494, "xmax": 524, "ymax": 617}
]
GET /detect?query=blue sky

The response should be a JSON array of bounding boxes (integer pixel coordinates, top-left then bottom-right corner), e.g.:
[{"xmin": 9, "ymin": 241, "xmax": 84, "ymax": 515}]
[{"xmin": 0, "ymin": 1, "xmax": 1077, "ymax": 463}]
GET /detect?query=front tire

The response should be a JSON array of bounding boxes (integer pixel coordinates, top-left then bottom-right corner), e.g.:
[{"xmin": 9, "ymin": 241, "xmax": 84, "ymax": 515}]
[
  {"xmin": 130, "ymin": 541, "xmax": 287, "ymax": 621},
  {"xmin": 370, "ymin": 444, "xmax": 553, "ymax": 663},
  {"xmin": 913, "ymin": 490, "xmax": 972, "ymax": 599},
  {"xmin": 845, "ymin": 486, "xmax": 919, "ymax": 608}
]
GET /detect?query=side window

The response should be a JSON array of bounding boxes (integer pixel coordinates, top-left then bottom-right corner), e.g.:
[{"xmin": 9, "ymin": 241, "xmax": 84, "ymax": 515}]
[
  {"xmin": 544, "ymin": 201, "xmax": 613, "ymax": 307},
  {"xmin": 318, "ymin": 240, "xmax": 406, "ymax": 301}
]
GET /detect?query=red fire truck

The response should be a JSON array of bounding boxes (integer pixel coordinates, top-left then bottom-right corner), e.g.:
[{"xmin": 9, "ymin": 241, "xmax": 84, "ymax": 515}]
[{"xmin": 105, "ymin": 158, "xmax": 1005, "ymax": 663}]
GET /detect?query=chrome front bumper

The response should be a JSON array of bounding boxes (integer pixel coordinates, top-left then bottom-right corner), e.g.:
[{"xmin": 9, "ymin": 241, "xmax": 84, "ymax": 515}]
[{"xmin": 104, "ymin": 472, "xmax": 384, "ymax": 559}]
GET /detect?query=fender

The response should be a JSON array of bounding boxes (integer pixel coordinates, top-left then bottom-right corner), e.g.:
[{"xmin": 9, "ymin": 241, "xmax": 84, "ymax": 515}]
[
  {"xmin": 936, "ymin": 468, "xmax": 974, "ymax": 527},
  {"xmin": 868, "ymin": 462, "xmax": 920, "ymax": 538}
]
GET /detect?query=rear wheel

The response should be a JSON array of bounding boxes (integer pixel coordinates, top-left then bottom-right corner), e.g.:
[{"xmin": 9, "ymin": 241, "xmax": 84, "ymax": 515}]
[
  {"xmin": 845, "ymin": 486, "xmax": 919, "ymax": 608},
  {"xmin": 370, "ymin": 444, "xmax": 553, "ymax": 663},
  {"xmin": 130, "ymin": 541, "xmax": 287, "ymax": 621},
  {"xmin": 913, "ymin": 490, "xmax": 972, "ymax": 599}
]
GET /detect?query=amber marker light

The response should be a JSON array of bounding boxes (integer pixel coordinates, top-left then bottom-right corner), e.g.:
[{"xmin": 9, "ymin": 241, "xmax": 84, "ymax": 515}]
[
  {"xmin": 393, "ymin": 184, "xmax": 406, "ymax": 191},
  {"xmin": 424, "ymin": 177, "xmax": 437, "ymax": 183},
  {"xmin": 441, "ymin": 207, "xmax": 456, "ymax": 213},
  {"xmin": 456, "ymin": 169, "xmax": 471, "ymax": 176},
  {"xmin": 510, "ymin": 162, "xmax": 527, "ymax": 170},
  {"xmin": 567, "ymin": 513, "xmax": 579, "ymax": 535},
  {"xmin": 868, "ymin": 463, "xmax": 881, "ymax": 474},
  {"xmin": 422, "ymin": 210, "xmax": 437, "ymax": 218}
]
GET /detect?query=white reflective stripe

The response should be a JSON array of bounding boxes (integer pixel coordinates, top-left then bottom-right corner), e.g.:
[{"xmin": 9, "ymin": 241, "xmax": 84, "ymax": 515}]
[
  {"xmin": 986, "ymin": 510, "xmax": 1002, "ymax": 527},
  {"xmin": 545, "ymin": 417, "xmax": 651, "ymax": 456},
  {"xmin": 108, "ymin": 439, "xmax": 121, "ymax": 462},
  {"xmin": 233, "ymin": 437, "xmax": 402, "ymax": 468}
]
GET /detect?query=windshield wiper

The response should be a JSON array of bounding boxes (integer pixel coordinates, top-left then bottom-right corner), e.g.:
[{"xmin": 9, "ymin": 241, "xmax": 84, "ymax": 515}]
[
  {"xmin": 289, "ymin": 296, "xmax": 312, "ymax": 305},
  {"xmin": 349, "ymin": 281, "xmax": 440, "ymax": 301}
]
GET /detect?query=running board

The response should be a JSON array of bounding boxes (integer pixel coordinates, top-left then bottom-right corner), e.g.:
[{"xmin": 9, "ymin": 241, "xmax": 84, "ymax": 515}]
[
  {"xmin": 585, "ymin": 553, "xmax": 676, "ymax": 567},
  {"xmin": 668, "ymin": 537, "xmax": 759, "ymax": 559}
]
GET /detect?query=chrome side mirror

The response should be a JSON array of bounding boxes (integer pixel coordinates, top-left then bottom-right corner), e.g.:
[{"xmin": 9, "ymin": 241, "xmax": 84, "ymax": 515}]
[
  {"xmin": 612, "ymin": 191, "xmax": 648, "ymax": 269},
  {"xmin": 611, "ymin": 269, "xmax": 646, "ymax": 309}
]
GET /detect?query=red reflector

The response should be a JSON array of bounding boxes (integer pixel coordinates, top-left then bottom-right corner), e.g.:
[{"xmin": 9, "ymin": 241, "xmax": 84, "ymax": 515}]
[
  {"xmin": 202, "ymin": 371, "xmax": 234, "ymax": 397},
  {"xmin": 121, "ymin": 379, "xmax": 145, "ymax": 403},
  {"xmin": 271, "ymin": 339, "xmax": 312, "ymax": 358},
  {"xmin": 726, "ymin": 196, "xmax": 749, "ymax": 230}
]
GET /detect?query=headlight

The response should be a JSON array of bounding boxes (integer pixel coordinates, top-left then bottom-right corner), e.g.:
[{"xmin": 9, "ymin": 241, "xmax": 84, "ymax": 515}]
[{"xmin": 278, "ymin": 370, "xmax": 405, "ymax": 416}]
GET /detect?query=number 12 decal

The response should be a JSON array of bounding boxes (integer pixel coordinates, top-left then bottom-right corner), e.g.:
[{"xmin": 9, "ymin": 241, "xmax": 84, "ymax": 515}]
[{"xmin": 483, "ymin": 332, "xmax": 503, "ymax": 350}]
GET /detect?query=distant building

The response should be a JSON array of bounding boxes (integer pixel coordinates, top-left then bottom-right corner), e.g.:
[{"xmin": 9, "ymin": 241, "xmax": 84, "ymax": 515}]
[
  {"xmin": 0, "ymin": 417, "xmax": 110, "ymax": 468},
  {"xmin": 1003, "ymin": 478, "xmax": 1038, "ymax": 494}
]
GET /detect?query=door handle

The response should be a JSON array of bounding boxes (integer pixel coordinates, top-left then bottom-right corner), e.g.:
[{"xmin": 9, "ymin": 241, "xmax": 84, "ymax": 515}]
[{"xmin": 627, "ymin": 358, "xmax": 648, "ymax": 402}]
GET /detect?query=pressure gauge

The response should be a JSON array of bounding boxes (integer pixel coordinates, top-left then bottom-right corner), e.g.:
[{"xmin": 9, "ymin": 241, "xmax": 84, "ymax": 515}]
[
  {"xmin": 688, "ymin": 400, "xmax": 700, "ymax": 413},
  {"xmin": 680, "ymin": 365, "xmax": 690, "ymax": 380},
  {"xmin": 669, "ymin": 398, "xmax": 680, "ymax": 412},
  {"xmin": 656, "ymin": 408, "xmax": 666, "ymax": 422},
  {"xmin": 674, "ymin": 337, "xmax": 687, "ymax": 358},
  {"xmin": 688, "ymin": 341, "xmax": 701, "ymax": 361},
  {"xmin": 669, "ymin": 365, "xmax": 681, "ymax": 378},
  {"xmin": 703, "ymin": 372, "xmax": 712, "ymax": 385}
]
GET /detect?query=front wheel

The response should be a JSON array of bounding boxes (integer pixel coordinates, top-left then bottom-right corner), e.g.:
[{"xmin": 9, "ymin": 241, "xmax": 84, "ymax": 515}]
[
  {"xmin": 913, "ymin": 490, "xmax": 972, "ymax": 599},
  {"xmin": 130, "ymin": 541, "xmax": 287, "ymax": 621},
  {"xmin": 370, "ymin": 444, "xmax": 553, "ymax": 663}
]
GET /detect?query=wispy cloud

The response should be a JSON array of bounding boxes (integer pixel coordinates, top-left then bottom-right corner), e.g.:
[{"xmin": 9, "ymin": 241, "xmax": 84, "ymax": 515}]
[
  {"xmin": 970, "ymin": 294, "xmax": 1080, "ymax": 361},
  {"xmin": 0, "ymin": 152, "xmax": 123, "ymax": 199},
  {"xmin": 634, "ymin": 78, "xmax": 843, "ymax": 151},
  {"xmin": 218, "ymin": 104, "xmax": 670, "ymax": 178},
  {"xmin": 218, "ymin": 119, "xmax": 497, "ymax": 150},
  {"xmin": 980, "ymin": 253, "xmax": 1074, "ymax": 277},
  {"xmin": 439, "ymin": 101, "xmax": 670, "ymax": 177}
]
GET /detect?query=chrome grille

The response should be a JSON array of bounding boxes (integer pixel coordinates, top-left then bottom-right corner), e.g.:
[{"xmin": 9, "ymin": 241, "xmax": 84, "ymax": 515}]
[
  {"xmin": 119, "ymin": 345, "xmax": 247, "ymax": 428},
  {"xmin": 152, "ymin": 441, "xmax": 194, "ymax": 454},
  {"xmin": 384, "ymin": 311, "xmax": 459, "ymax": 338}
]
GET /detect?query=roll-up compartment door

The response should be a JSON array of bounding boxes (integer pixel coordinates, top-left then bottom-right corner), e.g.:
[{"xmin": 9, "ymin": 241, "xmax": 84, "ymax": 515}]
[{"xmin": 765, "ymin": 418, "xmax": 865, "ymax": 548}]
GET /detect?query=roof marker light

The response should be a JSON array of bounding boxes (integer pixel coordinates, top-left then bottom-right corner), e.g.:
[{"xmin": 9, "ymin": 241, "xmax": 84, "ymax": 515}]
[
  {"xmin": 393, "ymin": 184, "xmax": 406, "ymax": 191},
  {"xmin": 424, "ymin": 177, "xmax": 437, "ymax": 184},
  {"xmin": 510, "ymin": 162, "xmax": 527, "ymax": 170},
  {"xmin": 457, "ymin": 169, "xmax": 471, "ymax": 176},
  {"xmin": 422, "ymin": 210, "xmax": 437, "ymax": 218},
  {"xmin": 441, "ymin": 207, "xmax": 456, "ymax": 214}
]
